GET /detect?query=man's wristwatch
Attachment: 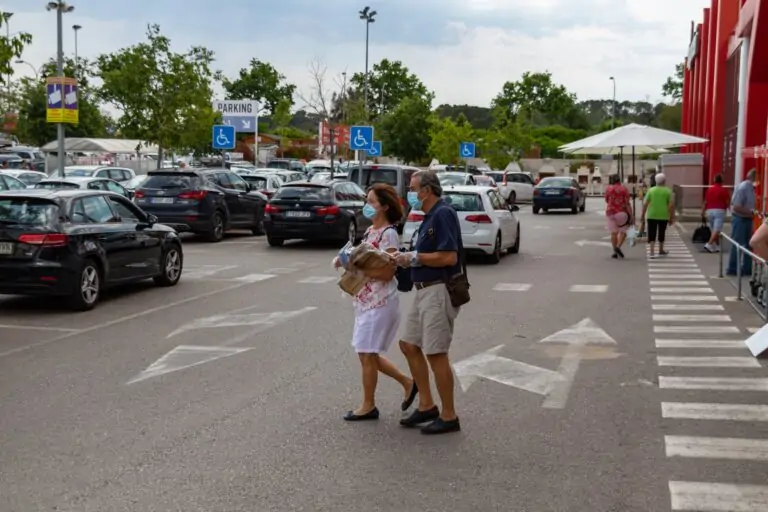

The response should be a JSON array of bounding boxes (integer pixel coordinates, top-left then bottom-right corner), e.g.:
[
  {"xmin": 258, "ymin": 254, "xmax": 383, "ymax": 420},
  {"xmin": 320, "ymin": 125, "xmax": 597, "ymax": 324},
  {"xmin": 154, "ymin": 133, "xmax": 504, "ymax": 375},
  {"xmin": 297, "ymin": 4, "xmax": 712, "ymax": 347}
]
[{"xmin": 410, "ymin": 252, "xmax": 420, "ymax": 267}]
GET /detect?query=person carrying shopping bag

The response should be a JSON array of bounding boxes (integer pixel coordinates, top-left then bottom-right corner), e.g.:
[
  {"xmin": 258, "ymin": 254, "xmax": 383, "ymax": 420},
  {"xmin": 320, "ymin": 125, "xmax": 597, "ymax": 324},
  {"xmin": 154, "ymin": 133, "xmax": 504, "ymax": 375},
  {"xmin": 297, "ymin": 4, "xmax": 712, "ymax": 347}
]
[
  {"xmin": 604, "ymin": 174, "xmax": 633, "ymax": 259},
  {"xmin": 640, "ymin": 173, "xmax": 675, "ymax": 259},
  {"xmin": 700, "ymin": 174, "xmax": 730, "ymax": 253},
  {"xmin": 334, "ymin": 183, "xmax": 417, "ymax": 422}
]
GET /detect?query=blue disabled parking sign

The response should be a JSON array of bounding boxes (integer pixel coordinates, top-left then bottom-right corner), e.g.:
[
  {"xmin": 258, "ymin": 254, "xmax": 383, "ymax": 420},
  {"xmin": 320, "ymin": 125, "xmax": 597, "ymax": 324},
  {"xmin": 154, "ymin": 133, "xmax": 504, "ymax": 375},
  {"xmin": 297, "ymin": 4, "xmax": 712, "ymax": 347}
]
[
  {"xmin": 212, "ymin": 125, "xmax": 236, "ymax": 150},
  {"xmin": 349, "ymin": 125, "xmax": 374, "ymax": 151},
  {"xmin": 460, "ymin": 142, "xmax": 475, "ymax": 159},
  {"xmin": 367, "ymin": 141, "xmax": 382, "ymax": 157}
]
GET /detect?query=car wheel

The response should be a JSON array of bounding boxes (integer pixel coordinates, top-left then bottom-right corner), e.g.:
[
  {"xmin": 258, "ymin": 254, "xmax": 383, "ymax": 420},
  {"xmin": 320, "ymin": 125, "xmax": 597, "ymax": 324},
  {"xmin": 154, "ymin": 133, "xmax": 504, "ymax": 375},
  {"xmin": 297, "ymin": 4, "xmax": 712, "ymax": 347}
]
[
  {"xmin": 206, "ymin": 212, "xmax": 225, "ymax": 242},
  {"xmin": 347, "ymin": 220, "xmax": 357, "ymax": 244},
  {"xmin": 507, "ymin": 191, "xmax": 516, "ymax": 206},
  {"xmin": 571, "ymin": 204, "xmax": 578, "ymax": 214},
  {"xmin": 68, "ymin": 259, "xmax": 101, "ymax": 311},
  {"xmin": 579, "ymin": 199, "xmax": 586, "ymax": 212},
  {"xmin": 490, "ymin": 233, "xmax": 501, "ymax": 264},
  {"xmin": 154, "ymin": 245, "xmax": 183, "ymax": 287},
  {"xmin": 509, "ymin": 225, "xmax": 520, "ymax": 254},
  {"xmin": 252, "ymin": 219, "xmax": 265, "ymax": 236},
  {"xmin": 533, "ymin": 206, "xmax": 540, "ymax": 214},
  {"xmin": 267, "ymin": 236, "xmax": 284, "ymax": 247}
]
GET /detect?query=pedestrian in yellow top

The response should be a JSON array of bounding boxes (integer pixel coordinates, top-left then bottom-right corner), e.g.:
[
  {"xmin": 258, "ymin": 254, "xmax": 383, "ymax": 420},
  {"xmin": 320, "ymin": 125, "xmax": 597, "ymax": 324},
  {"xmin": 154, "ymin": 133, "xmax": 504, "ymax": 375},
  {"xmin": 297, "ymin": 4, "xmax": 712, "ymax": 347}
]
[{"xmin": 640, "ymin": 173, "xmax": 675, "ymax": 259}]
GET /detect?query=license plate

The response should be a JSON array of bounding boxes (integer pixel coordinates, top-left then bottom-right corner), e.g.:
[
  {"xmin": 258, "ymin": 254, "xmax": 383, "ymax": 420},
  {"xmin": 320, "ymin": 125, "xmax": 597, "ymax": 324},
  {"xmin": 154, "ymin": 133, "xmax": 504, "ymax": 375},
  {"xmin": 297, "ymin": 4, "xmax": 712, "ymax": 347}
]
[
  {"xmin": 152, "ymin": 197, "xmax": 174, "ymax": 204},
  {"xmin": 544, "ymin": 190, "xmax": 559, "ymax": 195},
  {"xmin": 286, "ymin": 211, "xmax": 311, "ymax": 218},
  {"xmin": 0, "ymin": 242, "xmax": 12, "ymax": 254}
]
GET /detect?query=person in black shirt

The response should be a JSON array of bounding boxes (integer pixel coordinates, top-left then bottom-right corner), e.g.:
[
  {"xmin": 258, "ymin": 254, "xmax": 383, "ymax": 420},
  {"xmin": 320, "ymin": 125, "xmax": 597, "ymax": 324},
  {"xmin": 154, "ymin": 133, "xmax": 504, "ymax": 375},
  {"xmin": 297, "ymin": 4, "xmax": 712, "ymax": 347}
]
[{"xmin": 393, "ymin": 170, "xmax": 461, "ymax": 435}]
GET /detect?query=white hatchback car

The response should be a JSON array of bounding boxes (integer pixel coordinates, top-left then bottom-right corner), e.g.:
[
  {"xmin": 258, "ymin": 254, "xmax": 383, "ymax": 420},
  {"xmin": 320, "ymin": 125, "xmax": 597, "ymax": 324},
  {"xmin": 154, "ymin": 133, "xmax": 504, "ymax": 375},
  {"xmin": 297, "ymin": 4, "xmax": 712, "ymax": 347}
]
[{"xmin": 403, "ymin": 185, "xmax": 520, "ymax": 263}]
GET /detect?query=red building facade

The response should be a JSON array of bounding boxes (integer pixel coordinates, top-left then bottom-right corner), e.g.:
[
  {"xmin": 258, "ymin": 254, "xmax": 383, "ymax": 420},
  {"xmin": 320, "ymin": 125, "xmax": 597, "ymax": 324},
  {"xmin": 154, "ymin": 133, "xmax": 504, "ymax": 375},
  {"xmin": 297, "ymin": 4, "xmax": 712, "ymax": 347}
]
[{"xmin": 682, "ymin": 0, "xmax": 768, "ymax": 185}]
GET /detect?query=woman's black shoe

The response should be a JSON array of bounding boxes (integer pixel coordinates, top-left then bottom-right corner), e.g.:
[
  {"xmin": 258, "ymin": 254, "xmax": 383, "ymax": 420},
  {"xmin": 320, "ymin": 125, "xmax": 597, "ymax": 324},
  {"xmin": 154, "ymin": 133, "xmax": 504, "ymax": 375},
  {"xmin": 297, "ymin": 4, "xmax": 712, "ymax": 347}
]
[
  {"xmin": 401, "ymin": 382, "xmax": 418, "ymax": 411},
  {"xmin": 343, "ymin": 407, "xmax": 380, "ymax": 422},
  {"xmin": 399, "ymin": 406, "xmax": 439, "ymax": 427},
  {"xmin": 421, "ymin": 417, "xmax": 461, "ymax": 435},
  {"xmin": 615, "ymin": 247, "xmax": 625, "ymax": 259}
]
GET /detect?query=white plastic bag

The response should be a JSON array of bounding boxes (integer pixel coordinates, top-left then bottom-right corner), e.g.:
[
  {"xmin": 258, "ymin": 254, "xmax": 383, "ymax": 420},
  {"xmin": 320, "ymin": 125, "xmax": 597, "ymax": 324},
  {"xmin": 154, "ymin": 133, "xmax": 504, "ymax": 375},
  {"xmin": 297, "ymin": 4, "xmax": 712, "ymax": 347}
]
[{"xmin": 627, "ymin": 226, "xmax": 638, "ymax": 247}]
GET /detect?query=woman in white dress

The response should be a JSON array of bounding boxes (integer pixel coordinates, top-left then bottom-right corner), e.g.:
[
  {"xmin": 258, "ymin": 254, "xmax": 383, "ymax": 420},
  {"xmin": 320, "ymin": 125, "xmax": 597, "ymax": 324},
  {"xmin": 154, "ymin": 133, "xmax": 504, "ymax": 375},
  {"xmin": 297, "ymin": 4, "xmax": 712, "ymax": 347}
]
[{"xmin": 336, "ymin": 183, "xmax": 417, "ymax": 421}]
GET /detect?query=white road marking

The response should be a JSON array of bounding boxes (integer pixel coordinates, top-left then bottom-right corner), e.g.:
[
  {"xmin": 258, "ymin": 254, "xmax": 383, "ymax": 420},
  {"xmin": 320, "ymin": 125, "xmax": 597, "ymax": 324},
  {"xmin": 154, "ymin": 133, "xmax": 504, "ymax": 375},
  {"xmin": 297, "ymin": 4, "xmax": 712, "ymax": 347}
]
[
  {"xmin": 665, "ymin": 435, "xmax": 768, "ymax": 461},
  {"xmin": 670, "ymin": 481, "xmax": 768, "ymax": 511},
  {"xmin": 648, "ymin": 269, "xmax": 704, "ymax": 273},
  {"xmin": 725, "ymin": 296, "xmax": 739, "ymax": 302},
  {"xmin": 653, "ymin": 314, "xmax": 731, "ymax": 322},
  {"xmin": 659, "ymin": 376, "xmax": 768, "ymax": 391},
  {"xmin": 264, "ymin": 267, "xmax": 298, "ymax": 274},
  {"xmin": 654, "ymin": 325, "xmax": 739, "ymax": 334},
  {"xmin": 540, "ymin": 318, "xmax": 617, "ymax": 409},
  {"xmin": 652, "ymin": 304, "xmax": 724, "ymax": 310},
  {"xmin": 493, "ymin": 283, "xmax": 532, "ymax": 291},
  {"xmin": 0, "ymin": 324, "xmax": 80, "ymax": 332},
  {"xmin": 655, "ymin": 339, "xmax": 745, "ymax": 348},
  {"xmin": 567, "ymin": 226, "xmax": 585, "ymax": 230},
  {"xmin": 183, "ymin": 265, "xmax": 239, "ymax": 279},
  {"xmin": 569, "ymin": 284, "xmax": 608, "ymax": 292},
  {"xmin": 167, "ymin": 306, "xmax": 317, "ymax": 338},
  {"xmin": 297, "ymin": 276, "xmax": 336, "ymax": 284},
  {"xmin": 650, "ymin": 281, "xmax": 709, "ymax": 286},
  {"xmin": 233, "ymin": 274, "xmax": 276, "ymax": 283},
  {"xmin": 127, "ymin": 346, "xmax": 252, "ymax": 384},
  {"xmin": 648, "ymin": 274, "xmax": 705, "ymax": 279},
  {"xmin": 0, "ymin": 281, "xmax": 254, "ymax": 359},
  {"xmin": 648, "ymin": 264, "xmax": 701, "ymax": 268},
  {"xmin": 748, "ymin": 327, "xmax": 761, "ymax": 333},
  {"xmin": 657, "ymin": 356, "xmax": 759, "ymax": 367},
  {"xmin": 650, "ymin": 287, "xmax": 714, "ymax": 293},
  {"xmin": 662, "ymin": 402, "xmax": 768, "ymax": 421},
  {"xmin": 532, "ymin": 225, "xmax": 551, "ymax": 229},
  {"xmin": 651, "ymin": 295, "xmax": 719, "ymax": 301}
]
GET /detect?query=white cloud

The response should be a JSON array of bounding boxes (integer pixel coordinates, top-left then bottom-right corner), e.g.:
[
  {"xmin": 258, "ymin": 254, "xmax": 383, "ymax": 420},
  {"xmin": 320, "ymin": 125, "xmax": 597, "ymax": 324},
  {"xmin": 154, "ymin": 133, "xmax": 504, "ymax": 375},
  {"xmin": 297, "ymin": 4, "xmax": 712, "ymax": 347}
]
[{"xmin": 10, "ymin": 0, "xmax": 709, "ymax": 118}]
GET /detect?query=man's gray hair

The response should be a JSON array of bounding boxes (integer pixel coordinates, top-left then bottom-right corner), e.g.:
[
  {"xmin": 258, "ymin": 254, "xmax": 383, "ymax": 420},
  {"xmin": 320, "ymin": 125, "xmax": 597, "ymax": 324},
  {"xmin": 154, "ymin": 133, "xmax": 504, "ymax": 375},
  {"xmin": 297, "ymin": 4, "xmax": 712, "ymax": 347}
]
[
  {"xmin": 747, "ymin": 168, "xmax": 757, "ymax": 181},
  {"xmin": 655, "ymin": 173, "xmax": 666, "ymax": 185},
  {"xmin": 413, "ymin": 170, "xmax": 443, "ymax": 197}
]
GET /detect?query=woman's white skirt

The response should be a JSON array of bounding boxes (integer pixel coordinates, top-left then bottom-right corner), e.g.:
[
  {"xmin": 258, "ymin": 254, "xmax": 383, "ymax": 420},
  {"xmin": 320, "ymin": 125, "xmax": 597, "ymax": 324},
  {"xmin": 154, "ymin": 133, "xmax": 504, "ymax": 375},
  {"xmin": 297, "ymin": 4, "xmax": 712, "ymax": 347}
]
[{"xmin": 352, "ymin": 296, "xmax": 401, "ymax": 354}]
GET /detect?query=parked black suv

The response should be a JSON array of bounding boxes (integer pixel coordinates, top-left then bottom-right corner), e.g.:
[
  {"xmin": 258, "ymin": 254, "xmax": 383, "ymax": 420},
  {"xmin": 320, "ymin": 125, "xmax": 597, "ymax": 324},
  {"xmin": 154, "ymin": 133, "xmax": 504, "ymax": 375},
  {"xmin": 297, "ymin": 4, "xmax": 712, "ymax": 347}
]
[{"xmin": 134, "ymin": 168, "xmax": 268, "ymax": 242}]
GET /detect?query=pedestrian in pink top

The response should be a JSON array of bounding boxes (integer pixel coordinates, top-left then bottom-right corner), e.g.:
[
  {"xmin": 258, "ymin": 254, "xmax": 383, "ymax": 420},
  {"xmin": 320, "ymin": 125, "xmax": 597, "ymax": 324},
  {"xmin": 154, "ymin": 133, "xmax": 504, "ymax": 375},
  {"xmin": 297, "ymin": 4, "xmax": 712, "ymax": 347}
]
[{"xmin": 604, "ymin": 174, "xmax": 633, "ymax": 259}]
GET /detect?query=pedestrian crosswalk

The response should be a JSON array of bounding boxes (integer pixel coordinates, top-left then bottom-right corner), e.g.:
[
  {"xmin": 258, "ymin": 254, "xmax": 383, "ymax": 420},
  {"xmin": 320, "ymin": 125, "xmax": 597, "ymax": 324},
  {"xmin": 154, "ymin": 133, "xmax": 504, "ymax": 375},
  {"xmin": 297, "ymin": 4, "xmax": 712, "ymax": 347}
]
[
  {"xmin": 648, "ymin": 230, "xmax": 768, "ymax": 510},
  {"xmin": 182, "ymin": 263, "xmax": 338, "ymax": 285}
]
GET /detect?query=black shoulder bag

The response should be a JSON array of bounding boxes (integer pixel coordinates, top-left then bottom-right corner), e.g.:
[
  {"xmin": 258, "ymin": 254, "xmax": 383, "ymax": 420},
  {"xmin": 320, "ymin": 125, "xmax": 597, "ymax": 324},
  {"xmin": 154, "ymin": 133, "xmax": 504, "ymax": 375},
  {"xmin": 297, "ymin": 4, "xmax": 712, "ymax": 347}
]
[
  {"xmin": 442, "ymin": 208, "xmax": 470, "ymax": 307},
  {"xmin": 376, "ymin": 225, "xmax": 414, "ymax": 292}
]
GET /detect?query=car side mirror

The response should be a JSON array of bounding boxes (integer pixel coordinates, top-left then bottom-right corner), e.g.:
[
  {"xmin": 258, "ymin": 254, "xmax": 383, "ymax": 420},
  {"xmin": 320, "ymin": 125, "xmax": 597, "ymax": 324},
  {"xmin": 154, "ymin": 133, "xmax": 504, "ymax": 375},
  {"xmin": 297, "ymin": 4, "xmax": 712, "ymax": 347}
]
[
  {"xmin": 146, "ymin": 213, "xmax": 158, "ymax": 225},
  {"xmin": 245, "ymin": 182, "xmax": 252, "ymax": 191},
  {"xmin": 509, "ymin": 204, "xmax": 520, "ymax": 212}
]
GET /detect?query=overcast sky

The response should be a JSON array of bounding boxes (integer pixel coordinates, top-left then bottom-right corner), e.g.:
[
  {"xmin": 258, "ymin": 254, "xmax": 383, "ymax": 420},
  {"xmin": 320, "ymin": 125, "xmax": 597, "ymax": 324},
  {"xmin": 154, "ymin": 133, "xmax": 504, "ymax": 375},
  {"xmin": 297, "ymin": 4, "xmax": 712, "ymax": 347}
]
[{"xmin": 5, "ymin": 0, "xmax": 708, "ymax": 110}]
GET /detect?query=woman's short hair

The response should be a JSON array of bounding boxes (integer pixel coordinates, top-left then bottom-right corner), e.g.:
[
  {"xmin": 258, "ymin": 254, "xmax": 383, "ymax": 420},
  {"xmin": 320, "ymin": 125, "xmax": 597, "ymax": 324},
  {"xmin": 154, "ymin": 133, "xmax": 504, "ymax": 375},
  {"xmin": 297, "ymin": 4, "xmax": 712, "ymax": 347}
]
[
  {"xmin": 609, "ymin": 174, "xmax": 620, "ymax": 185},
  {"xmin": 713, "ymin": 174, "xmax": 723, "ymax": 184},
  {"xmin": 369, "ymin": 183, "xmax": 404, "ymax": 224}
]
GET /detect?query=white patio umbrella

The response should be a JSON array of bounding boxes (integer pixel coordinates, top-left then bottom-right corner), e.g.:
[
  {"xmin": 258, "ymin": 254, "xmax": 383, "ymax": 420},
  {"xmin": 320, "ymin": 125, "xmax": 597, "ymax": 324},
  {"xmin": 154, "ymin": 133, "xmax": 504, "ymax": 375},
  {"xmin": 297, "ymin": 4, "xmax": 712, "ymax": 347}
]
[{"xmin": 558, "ymin": 124, "xmax": 708, "ymax": 216}]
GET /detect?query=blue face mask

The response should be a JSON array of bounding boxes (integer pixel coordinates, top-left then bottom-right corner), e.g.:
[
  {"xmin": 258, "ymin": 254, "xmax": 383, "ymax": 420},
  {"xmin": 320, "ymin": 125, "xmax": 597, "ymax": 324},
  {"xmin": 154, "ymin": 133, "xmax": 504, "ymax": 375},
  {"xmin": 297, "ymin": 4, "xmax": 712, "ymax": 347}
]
[
  {"xmin": 407, "ymin": 191, "xmax": 422, "ymax": 210},
  {"xmin": 362, "ymin": 203, "xmax": 377, "ymax": 219}
]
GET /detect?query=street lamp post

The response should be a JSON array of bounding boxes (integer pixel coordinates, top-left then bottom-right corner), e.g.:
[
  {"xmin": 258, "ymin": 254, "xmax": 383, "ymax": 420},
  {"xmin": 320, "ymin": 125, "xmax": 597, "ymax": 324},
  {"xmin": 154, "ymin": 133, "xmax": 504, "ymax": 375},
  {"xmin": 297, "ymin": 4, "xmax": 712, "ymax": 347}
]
[
  {"xmin": 72, "ymin": 24, "xmax": 81, "ymax": 80},
  {"xmin": 46, "ymin": 2, "xmax": 74, "ymax": 177},
  {"xmin": 3, "ymin": 12, "xmax": 13, "ymax": 113},
  {"xmin": 358, "ymin": 6, "xmax": 376, "ymax": 117},
  {"xmin": 14, "ymin": 60, "xmax": 40, "ymax": 80},
  {"xmin": 609, "ymin": 76, "xmax": 616, "ymax": 129}
]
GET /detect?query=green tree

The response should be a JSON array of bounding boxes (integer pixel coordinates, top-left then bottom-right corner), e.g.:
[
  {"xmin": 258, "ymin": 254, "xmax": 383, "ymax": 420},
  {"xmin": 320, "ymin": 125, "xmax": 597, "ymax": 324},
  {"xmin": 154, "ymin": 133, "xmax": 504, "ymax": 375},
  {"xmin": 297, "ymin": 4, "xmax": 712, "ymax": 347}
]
[
  {"xmin": 0, "ymin": 14, "xmax": 31, "ymax": 87},
  {"xmin": 655, "ymin": 103, "xmax": 682, "ymax": 132},
  {"xmin": 428, "ymin": 114, "xmax": 474, "ymax": 164},
  {"xmin": 492, "ymin": 71, "xmax": 576, "ymax": 126},
  {"xmin": 662, "ymin": 62, "xmax": 684, "ymax": 103},
  {"xmin": 377, "ymin": 94, "xmax": 433, "ymax": 163},
  {"xmin": 222, "ymin": 59, "xmax": 296, "ymax": 114},
  {"xmin": 16, "ymin": 57, "xmax": 108, "ymax": 146},
  {"xmin": 350, "ymin": 59, "xmax": 429, "ymax": 120},
  {"xmin": 478, "ymin": 111, "xmax": 533, "ymax": 168},
  {"xmin": 95, "ymin": 24, "xmax": 218, "ymax": 164}
]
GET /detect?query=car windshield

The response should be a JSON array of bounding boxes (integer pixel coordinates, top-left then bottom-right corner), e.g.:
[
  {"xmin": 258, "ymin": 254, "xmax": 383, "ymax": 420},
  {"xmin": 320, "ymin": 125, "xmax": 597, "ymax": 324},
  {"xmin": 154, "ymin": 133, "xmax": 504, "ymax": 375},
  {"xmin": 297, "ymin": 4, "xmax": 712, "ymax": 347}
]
[
  {"xmin": 538, "ymin": 178, "xmax": 572, "ymax": 188},
  {"xmin": 474, "ymin": 176, "xmax": 494, "ymax": 185},
  {"xmin": 141, "ymin": 173, "xmax": 202, "ymax": 189},
  {"xmin": 64, "ymin": 168, "xmax": 97, "ymax": 177},
  {"xmin": 361, "ymin": 167, "xmax": 397, "ymax": 187},
  {"xmin": 242, "ymin": 176, "xmax": 267, "ymax": 189},
  {"xmin": 14, "ymin": 173, "xmax": 43, "ymax": 185},
  {"xmin": 35, "ymin": 181, "xmax": 79, "ymax": 189},
  {"xmin": 486, "ymin": 173, "xmax": 504, "ymax": 182},
  {"xmin": 124, "ymin": 175, "xmax": 149, "ymax": 189},
  {"xmin": 439, "ymin": 174, "xmax": 467, "ymax": 185},
  {"xmin": 444, "ymin": 192, "xmax": 483, "ymax": 212},
  {"xmin": 267, "ymin": 161, "xmax": 290, "ymax": 169},
  {"xmin": 275, "ymin": 186, "xmax": 331, "ymax": 201},
  {"xmin": 0, "ymin": 197, "xmax": 59, "ymax": 225}
]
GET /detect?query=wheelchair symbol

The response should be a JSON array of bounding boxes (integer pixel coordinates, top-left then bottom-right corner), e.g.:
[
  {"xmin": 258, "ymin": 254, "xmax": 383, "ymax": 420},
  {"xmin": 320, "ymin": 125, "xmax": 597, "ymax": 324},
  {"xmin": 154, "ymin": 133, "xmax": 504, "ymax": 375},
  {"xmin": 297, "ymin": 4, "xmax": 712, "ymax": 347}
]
[
  {"xmin": 461, "ymin": 145, "xmax": 473, "ymax": 157},
  {"xmin": 369, "ymin": 146, "xmax": 378, "ymax": 155},
  {"xmin": 353, "ymin": 130, "xmax": 368, "ymax": 148},
  {"xmin": 216, "ymin": 129, "xmax": 231, "ymax": 147}
]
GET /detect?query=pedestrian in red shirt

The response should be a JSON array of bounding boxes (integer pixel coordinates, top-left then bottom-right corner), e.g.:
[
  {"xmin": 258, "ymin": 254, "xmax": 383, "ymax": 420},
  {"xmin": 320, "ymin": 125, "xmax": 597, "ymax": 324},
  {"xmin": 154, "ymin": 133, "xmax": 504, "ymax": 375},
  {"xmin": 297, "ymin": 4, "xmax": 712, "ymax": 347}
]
[
  {"xmin": 700, "ymin": 174, "xmax": 731, "ymax": 252},
  {"xmin": 605, "ymin": 174, "xmax": 632, "ymax": 259}
]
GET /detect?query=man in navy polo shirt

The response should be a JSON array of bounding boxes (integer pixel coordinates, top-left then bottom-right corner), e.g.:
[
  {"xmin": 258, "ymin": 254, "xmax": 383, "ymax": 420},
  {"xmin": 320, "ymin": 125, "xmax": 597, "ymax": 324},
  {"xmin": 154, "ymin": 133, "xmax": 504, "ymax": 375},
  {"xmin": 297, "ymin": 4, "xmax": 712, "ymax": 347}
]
[{"xmin": 393, "ymin": 170, "xmax": 461, "ymax": 435}]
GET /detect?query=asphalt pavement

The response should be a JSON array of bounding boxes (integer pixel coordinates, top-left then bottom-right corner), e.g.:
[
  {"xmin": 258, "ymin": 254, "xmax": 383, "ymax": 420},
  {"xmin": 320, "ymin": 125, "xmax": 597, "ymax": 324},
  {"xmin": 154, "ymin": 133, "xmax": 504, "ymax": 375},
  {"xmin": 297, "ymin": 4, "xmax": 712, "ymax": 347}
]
[{"xmin": 2, "ymin": 200, "xmax": 767, "ymax": 512}]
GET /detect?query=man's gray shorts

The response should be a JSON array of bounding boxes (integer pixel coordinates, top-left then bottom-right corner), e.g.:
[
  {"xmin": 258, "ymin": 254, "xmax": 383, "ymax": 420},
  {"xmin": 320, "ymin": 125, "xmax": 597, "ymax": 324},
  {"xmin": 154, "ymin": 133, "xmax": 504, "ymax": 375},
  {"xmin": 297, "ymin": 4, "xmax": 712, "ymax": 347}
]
[{"xmin": 401, "ymin": 284, "xmax": 459, "ymax": 355}]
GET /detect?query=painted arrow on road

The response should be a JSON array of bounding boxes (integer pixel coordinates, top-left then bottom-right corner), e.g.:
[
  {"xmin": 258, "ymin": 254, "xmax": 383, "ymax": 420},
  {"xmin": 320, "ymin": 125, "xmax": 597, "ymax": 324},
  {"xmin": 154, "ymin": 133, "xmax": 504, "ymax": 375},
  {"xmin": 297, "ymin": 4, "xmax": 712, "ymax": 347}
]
[
  {"xmin": 127, "ymin": 306, "xmax": 317, "ymax": 384},
  {"xmin": 454, "ymin": 318, "xmax": 617, "ymax": 410},
  {"xmin": 574, "ymin": 239, "xmax": 613, "ymax": 248}
]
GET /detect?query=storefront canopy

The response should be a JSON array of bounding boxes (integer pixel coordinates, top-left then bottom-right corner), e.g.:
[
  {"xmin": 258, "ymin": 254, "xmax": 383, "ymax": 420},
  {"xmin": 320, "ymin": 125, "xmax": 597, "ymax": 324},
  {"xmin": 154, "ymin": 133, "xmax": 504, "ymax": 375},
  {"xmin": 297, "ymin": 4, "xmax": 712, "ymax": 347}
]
[{"xmin": 41, "ymin": 138, "xmax": 159, "ymax": 154}]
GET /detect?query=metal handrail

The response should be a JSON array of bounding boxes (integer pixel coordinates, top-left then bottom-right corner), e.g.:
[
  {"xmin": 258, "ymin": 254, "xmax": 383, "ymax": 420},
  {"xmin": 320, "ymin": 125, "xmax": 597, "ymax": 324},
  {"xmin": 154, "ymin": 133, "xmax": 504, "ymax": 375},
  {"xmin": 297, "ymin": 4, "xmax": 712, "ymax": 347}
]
[{"xmin": 719, "ymin": 232, "xmax": 768, "ymax": 321}]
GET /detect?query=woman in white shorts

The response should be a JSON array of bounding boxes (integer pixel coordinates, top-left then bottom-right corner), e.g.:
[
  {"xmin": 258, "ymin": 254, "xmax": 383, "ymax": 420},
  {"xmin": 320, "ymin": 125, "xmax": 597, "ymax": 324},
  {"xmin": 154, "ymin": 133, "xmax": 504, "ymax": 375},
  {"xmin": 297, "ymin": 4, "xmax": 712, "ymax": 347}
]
[{"xmin": 335, "ymin": 183, "xmax": 417, "ymax": 422}]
